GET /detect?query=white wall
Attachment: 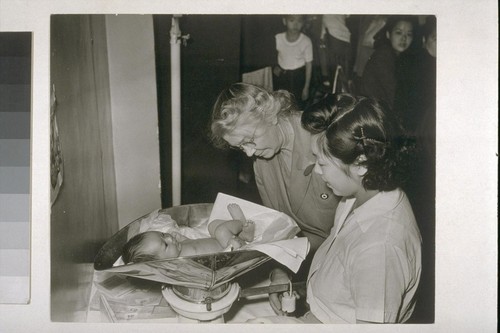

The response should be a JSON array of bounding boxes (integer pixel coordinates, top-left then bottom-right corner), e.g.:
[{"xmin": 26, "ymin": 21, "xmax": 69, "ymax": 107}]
[{"xmin": 105, "ymin": 15, "xmax": 161, "ymax": 228}]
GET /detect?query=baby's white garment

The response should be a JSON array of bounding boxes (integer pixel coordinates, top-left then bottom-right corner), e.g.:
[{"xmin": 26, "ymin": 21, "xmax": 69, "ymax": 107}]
[{"xmin": 138, "ymin": 209, "xmax": 210, "ymax": 239}]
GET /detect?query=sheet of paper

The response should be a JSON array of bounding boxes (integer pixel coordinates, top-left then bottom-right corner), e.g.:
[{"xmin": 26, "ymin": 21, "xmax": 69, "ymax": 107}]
[{"xmin": 210, "ymin": 193, "xmax": 309, "ymax": 272}]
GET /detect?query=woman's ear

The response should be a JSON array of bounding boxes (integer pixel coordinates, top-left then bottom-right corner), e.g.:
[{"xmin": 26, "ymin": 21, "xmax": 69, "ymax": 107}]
[
  {"xmin": 354, "ymin": 155, "xmax": 368, "ymax": 176},
  {"xmin": 386, "ymin": 30, "xmax": 390, "ymax": 39},
  {"xmin": 356, "ymin": 165, "xmax": 368, "ymax": 177}
]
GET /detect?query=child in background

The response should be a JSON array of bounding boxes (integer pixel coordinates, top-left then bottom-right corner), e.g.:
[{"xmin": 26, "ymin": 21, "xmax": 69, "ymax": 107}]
[
  {"xmin": 319, "ymin": 15, "xmax": 353, "ymax": 91},
  {"xmin": 122, "ymin": 219, "xmax": 255, "ymax": 263},
  {"xmin": 352, "ymin": 15, "xmax": 387, "ymax": 91},
  {"xmin": 273, "ymin": 15, "xmax": 313, "ymax": 108}
]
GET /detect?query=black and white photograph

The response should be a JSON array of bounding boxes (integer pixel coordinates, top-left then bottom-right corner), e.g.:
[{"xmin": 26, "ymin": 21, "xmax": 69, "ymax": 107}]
[
  {"xmin": 0, "ymin": 1, "xmax": 497, "ymax": 333},
  {"xmin": 49, "ymin": 14, "xmax": 436, "ymax": 324}
]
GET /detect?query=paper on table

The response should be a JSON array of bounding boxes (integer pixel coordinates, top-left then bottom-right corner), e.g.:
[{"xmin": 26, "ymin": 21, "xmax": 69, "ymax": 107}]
[
  {"xmin": 209, "ymin": 193, "xmax": 301, "ymax": 243},
  {"xmin": 245, "ymin": 238, "xmax": 310, "ymax": 273}
]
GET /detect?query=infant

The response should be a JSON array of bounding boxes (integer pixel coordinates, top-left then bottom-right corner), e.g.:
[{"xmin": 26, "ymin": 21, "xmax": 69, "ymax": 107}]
[{"xmin": 122, "ymin": 219, "xmax": 255, "ymax": 263}]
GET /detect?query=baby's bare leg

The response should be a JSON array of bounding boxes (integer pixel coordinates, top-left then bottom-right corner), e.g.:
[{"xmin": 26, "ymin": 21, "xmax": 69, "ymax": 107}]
[
  {"xmin": 227, "ymin": 203, "xmax": 246, "ymax": 221},
  {"xmin": 238, "ymin": 220, "xmax": 255, "ymax": 242}
]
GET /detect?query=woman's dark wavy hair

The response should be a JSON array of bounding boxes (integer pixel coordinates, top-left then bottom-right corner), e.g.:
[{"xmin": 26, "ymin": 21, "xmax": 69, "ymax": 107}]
[{"xmin": 302, "ymin": 93, "xmax": 415, "ymax": 191}]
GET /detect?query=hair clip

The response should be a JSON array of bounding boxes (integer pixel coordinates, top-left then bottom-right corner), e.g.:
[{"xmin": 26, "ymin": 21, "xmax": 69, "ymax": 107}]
[
  {"xmin": 353, "ymin": 127, "xmax": 383, "ymax": 147},
  {"xmin": 352, "ymin": 127, "xmax": 367, "ymax": 147}
]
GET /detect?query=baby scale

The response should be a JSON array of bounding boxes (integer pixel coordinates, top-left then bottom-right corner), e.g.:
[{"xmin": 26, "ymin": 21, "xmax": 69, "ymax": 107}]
[{"xmin": 93, "ymin": 202, "xmax": 303, "ymax": 322}]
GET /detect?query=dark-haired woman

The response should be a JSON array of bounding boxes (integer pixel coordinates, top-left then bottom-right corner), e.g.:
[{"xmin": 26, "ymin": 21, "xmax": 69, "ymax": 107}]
[
  {"xmin": 360, "ymin": 15, "xmax": 419, "ymax": 110},
  {"xmin": 254, "ymin": 93, "xmax": 422, "ymax": 323}
]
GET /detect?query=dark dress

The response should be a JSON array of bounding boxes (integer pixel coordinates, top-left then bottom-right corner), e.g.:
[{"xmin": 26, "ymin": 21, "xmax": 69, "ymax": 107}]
[
  {"xmin": 402, "ymin": 47, "xmax": 436, "ymax": 217},
  {"xmin": 395, "ymin": 48, "xmax": 436, "ymax": 134},
  {"xmin": 397, "ymin": 47, "xmax": 436, "ymax": 323},
  {"xmin": 360, "ymin": 43, "xmax": 398, "ymax": 109}
]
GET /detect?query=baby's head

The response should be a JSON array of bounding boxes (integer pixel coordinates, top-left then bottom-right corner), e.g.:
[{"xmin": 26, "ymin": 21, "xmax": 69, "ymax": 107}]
[{"xmin": 122, "ymin": 231, "xmax": 181, "ymax": 264}]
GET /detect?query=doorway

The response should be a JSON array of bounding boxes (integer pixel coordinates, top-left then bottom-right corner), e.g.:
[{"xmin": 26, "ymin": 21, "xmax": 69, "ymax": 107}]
[{"xmin": 154, "ymin": 15, "xmax": 263, "ymax": 207}]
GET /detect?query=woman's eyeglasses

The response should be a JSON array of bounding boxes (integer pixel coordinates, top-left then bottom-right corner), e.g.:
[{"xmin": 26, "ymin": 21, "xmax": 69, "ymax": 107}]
[{"xmin": 231, "ymin": 122, "xmax": 259, "ymax": 152}]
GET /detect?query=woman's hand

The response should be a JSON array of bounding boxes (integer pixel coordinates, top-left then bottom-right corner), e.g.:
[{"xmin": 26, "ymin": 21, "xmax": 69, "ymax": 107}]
[
  {"xmin": 269, "ymin": 292, "xmax": 284, "ymax": 316},
  {"xmin": 268, "ymin": 267, "xmax": 291, "ymax": 316}
]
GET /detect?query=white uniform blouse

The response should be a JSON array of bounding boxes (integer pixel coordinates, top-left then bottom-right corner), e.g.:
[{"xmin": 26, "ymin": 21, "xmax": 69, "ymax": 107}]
[{"xmin": 307, "ymin": 189, "xmax": 422, "ymax": 323}]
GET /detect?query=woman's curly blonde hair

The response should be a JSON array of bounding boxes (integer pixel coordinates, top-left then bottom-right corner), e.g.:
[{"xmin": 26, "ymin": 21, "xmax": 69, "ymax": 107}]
[{"xmin": 210, "ymin": 83, "xmax": 298, "ymax": 149}]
